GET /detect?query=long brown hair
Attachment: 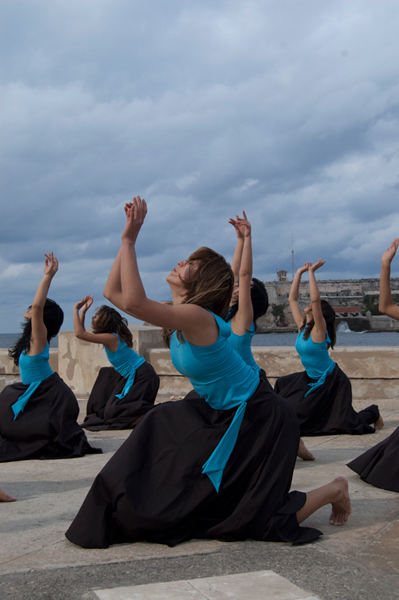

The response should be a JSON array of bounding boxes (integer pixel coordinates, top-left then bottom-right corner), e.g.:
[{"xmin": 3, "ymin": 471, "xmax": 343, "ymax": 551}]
[
  {"xmin": 162, "ymin": 247, "xmax": 234, "ymax": 348},
  {"xmin": 301, "ymin": 299, "xmax": 336, "ymax": 349},
  {"xmin": 93, "ymin": 305, "xmax": 133, "ymax": 348}
]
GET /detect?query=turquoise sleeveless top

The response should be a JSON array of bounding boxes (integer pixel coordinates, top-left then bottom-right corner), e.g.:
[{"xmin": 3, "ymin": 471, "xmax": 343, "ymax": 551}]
[
  {"xmin": 170, "ymin": 311, "xmax": 259, "ymax": 492},
  {"xmin": 105, "ymin": 334, "xmax": 145, "ymax": 399},
  {"xmin": 295, "ymin": 328, "xmax": 335, "ymax": 396},
  {"xmin": 226, "ymin": 320, "xmax": 260, "ymax": 372},
  {"xmin": 12, "ymin": 344, "xmax": 54, "ymax": 419}
]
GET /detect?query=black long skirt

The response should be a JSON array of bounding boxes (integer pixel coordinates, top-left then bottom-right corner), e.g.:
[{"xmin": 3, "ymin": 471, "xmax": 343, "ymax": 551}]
[
  {"xmin": 65, "ymin": 379, "xmax": 321, "ymax": 548},
  {"xmin": 347, "ymin": 427, "xmax": 399, "ymax": 492},
  {"xmin": 0, "ymin": 373, "xmax": 102, "ymax": 462},
  {"xmin": 83, "ymin": 363, "xmax": 160, "ymax": 431},
  {"xmin": 274, "ymin": 365, "xmax": 379, "ymax": 436}
]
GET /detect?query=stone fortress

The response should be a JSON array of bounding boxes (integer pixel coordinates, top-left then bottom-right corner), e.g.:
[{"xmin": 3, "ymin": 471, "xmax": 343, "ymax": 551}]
[{"xmin": 257, "ymin": 272, "xmax": 399, "ymax": 332}]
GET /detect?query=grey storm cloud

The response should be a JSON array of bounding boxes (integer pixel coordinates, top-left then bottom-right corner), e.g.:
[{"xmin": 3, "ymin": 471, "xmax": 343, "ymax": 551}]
[{"xmin": 1, "ymin": 0, "xmax": 399, "ymax": 331}]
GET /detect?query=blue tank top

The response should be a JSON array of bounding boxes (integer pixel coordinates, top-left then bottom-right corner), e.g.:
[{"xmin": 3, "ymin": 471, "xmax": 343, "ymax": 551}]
[
  {"xmin": 295, "ymin": 328, "xmax": 335, "ymax": 396},
  {"xmin": 226, "ymin": 320, "xmax": 260, "ymax": 372},
  {"xmin": 12, "ymin": 344, "xmax": 54, "ymax": 419},
  {"xmin": 105, "ymin": 334, "xmax": 145, "ymax": 399},
  {"xmin": 170, "ymin": 311, "xmax": 259, "ymax": 492}
]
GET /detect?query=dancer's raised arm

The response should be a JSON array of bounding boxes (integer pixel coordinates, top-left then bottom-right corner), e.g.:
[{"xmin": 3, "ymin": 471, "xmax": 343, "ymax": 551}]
[
  {"xmin": 73, "ymin": 296, "xmax": 118, "ymax": 352},
  {"xmin": 228, "ymin": 212, "xmax": 254, "ymax": 334},
  {"xmin": 29, "ymin": 253, "xmax": 58, "ymax": 355},
  {"xmin": 307, "ymin": 259, "xmax": 327, "ymax": 343},
  {"xmin": 289, "ymin": 263, "xmax": 310, "ymax": 329},
  {"xmin": 107, "ymin": 196, "xmax": 218, "ymax": 346},
  {"xmin": 229, "ymin": 217, "xmax": 244, "ymax": 285},
  {"xmin": 104, "ymin": 249, "xmax": 123, "ymax": 310},
  {"xmin": 379, "ymin": 239, "xmax": 399, "ymax": 320}
]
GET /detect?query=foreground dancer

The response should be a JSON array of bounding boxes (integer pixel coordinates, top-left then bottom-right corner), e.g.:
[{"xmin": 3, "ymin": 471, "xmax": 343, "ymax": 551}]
[
  {"xmin": 74, "ymin": 297, "xmax": 159, "ymax": 430},
  {"xmin": 227, "ymin": 212, "xmax": 314, "ymax": 460},
  {"xmin": 0, "ymin": 253, "xmax": 101, "ymax": 462},
  {"xmin": 66, "ymin": 197, "xmax": 350, "ymax": 549},
  {"xmin": 348, "ymin": 239, "xmax": 399, "ymax": 491},
  {"xmin": 275, "ymin": 260, "xmax": 382, "ymax": 436}
]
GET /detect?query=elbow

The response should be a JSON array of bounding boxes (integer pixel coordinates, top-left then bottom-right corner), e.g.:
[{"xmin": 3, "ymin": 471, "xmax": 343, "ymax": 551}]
[{"xmin": 122, "ymin": 300, "xmax": 141, "ymax": 317}]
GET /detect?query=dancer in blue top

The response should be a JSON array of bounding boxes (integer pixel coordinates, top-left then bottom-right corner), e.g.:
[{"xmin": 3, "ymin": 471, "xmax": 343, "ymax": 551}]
[
  {"xmin": 226, "ymin": 211, "xmax": 314, "ymax": 460},
  {"xmin": 275, "ymin": 259, "xmax": 383, "ymax": 436},
  {"xmin": 0, "ymin": 253, "xmax": 100, "ymax": 462},
  {"xmin": 66, "ymin": 197, "xmax": 351, "ymax": 549},
  {"xmin": 73, "ymin": 298, "xmax": 159, "ymax": 429},
  {"xmin": 348, "ymin": 239, "xmax": 399, "ymax": 491}
]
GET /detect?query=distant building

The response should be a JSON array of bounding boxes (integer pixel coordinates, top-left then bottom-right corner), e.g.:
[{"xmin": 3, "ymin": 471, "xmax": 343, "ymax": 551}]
[
  {"xmin": 257, "ymin": 276, "xmax": 399, "ymax": 331},
  {"xmin": 277, "ymin": 270, "xmax": 288, "ymax": 282}
]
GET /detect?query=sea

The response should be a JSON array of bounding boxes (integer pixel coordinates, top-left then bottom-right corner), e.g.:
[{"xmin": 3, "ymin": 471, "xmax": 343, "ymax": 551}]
[
  {"xmin": 0, "ymin": 330, "xmax": 398, "ymax": 349},
  {"xmin": 252, "ymin": 330, "xmax": 399, "ymax": 347},
  {"xmin": 0, "ymin": 334, "xmax": 58, "ymax": 349}
]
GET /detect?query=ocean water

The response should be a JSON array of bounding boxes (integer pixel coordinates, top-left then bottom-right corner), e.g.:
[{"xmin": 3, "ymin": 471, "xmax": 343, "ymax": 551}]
[
  {"xmin": 252, "ymin": 331, "xmax": 399, "ymax": 347},
  {"xmin": 0, "ymin": 331, "xmax": 397, "ymax": 349},
  {"xmin": 0, "ymin": 334, "xmax": 58, "ymax": 349}
]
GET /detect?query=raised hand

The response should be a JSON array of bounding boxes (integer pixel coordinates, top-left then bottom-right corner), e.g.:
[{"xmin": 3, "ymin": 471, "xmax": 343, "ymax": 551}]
[
  {"xmin": 228, "ymin": 217, "xmax": 244, "ymax": 240},
  {"xmin": 122, "ymin": 196, "xmax": 147, "ymax": 243},
  {"xmin": 74, "ymin": 295, "xmax": 93, "ymax": 312},
  {"xmin": 44, "ymin": 252, "xmax": 58, "ymax": 278},
  {"xmin": 309, "ymin": 259, "xmax": 325, "ymax": 272},
  {"xmin": 297, "ymin": 262, "xmax": 312, "ymax": 275},
  {"xmin": 381, "ymin": 239, "xmax": 399, "ymax": 266},
  {"xmin": 235, "ymin": 211, "xmax": 251, "ymax": 238}
]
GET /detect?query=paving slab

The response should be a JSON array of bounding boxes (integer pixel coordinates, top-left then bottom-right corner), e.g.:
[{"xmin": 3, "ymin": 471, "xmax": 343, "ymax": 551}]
[{"xmin": 90, "ymin": 570, "xmax": 320, "ymax": 600}]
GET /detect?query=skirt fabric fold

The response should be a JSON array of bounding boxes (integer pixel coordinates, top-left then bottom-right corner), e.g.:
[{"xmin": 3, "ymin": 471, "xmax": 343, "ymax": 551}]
[
  {"xmin": 347, "ymin": 427, "xmax": 399, "ymax": 492},
  {"xmin": 274, "ymin": 365, "xmax": 379, "ymax": 436},
  {"xmin": 83, "ymin": 363, "xmax": 159, "ymax": 430},
  {"xmin": 0, "ymin": 373, "xmax": 101, "ymax": 462}
]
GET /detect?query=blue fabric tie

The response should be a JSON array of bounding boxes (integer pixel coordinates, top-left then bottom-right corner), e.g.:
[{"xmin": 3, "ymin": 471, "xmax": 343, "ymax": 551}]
[
  {"xmin": 305, "ymin": 361, "xmax": 336, "ymax": 397},
  {"xmin": 202, "ymin": 401, "xmax": 247, "ymax": 492},
  {"xmin": 115, "ymin": 371, "xmax": 136, "ymax": 399},
  {"xmin": 12, "ymin": 381, "xmax": 42, "ymax": 419}
]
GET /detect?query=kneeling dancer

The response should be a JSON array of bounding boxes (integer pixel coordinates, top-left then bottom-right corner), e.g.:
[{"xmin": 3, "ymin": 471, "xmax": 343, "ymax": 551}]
[
  {"xmin": 275, "ymin": 259, "xmax": 382, "ymax": 436},
  {"xmin": 74, "ymin": 297, "xmax": 159, "ymax": 430},
  {"xmin": 66, "ymin": 197, "xmax": 351, "ymax": 549},
  {"xmin": 0, "ymin": 253, "xmax": 101, "ymax": 462}
]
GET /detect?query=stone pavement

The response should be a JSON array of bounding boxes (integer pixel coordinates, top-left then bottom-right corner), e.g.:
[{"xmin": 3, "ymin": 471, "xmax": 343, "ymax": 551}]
[{"xmin": 1, "ymin": 396, "xmax": 399, "ymax": 600}]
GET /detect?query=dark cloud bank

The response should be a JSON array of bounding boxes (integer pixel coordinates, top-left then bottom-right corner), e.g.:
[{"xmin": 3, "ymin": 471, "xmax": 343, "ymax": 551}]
[{"xmin": 1, "ymin": 0, "xmax": 399, "ymax": 331}]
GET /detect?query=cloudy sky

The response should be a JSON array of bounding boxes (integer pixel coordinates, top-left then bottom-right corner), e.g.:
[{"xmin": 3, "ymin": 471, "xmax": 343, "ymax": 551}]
[{"xmin": 1, "ymin": 0, "xmax": 399, "ymax": 333}]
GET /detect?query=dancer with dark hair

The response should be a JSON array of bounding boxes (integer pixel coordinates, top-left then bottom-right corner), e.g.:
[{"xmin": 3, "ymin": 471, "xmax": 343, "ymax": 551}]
[
  {"xmin": 66, "ymin": 197, "xmax": 351, "ymax": 550},
  {"xmin": 226, "ymin": 212, "xmax": 313, "ymax": 460},
  {"xmin": 348, "ymin": 239, "xmax": 399, "ymax": 491},
  {"xmin": 74, "ymin": 297, "xmax": 159, "ymax": 430},
  {"xmin": 274, "ymin": 260, "xmax": 383, "ymax": 436},
  {"xmin": 0, "ymin": 253, "xmax": 101, "ymax": 462}
]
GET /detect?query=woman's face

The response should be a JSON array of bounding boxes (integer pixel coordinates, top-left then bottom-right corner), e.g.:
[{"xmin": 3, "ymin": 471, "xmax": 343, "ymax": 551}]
[
  {"xmin": 24, "ymin": 307, "xmax": 32, "ymax": 320},
  {"xmin": 167, "ymin": 259, "xmax": 199, "ymax": 287},
  {"xmin": 91, "ymin": 312, "xmax": 99, "ymax": 329},
  {"xmin": 304, "ymin": 303, "xmax": 313, "ymax": 321},
  {"xmin": 230, "ymin": 283, "xmax": 239, "ymax": 306}
]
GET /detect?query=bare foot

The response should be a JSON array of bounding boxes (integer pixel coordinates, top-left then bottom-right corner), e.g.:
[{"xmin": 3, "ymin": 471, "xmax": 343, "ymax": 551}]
[
  {"xmin": 374, "ymin": 415, "xmax": 384, "ymax": 430},
  {"xmin": 0, "ymin": 487, "xmax": 16, "ymax": 502},
  {"xmin": 297, "ymin": 438, "xmax": 315, "ymax": 461},
  {"xmin": 329, "ymin": 477, "xmax": 351, "ymax": 526}
]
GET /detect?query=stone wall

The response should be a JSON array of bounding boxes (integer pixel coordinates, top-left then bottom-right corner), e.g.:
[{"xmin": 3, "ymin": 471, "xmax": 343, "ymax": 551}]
[{"xmin": 1, "ymin": 326, "xmax": 398, "ymax": 401}]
